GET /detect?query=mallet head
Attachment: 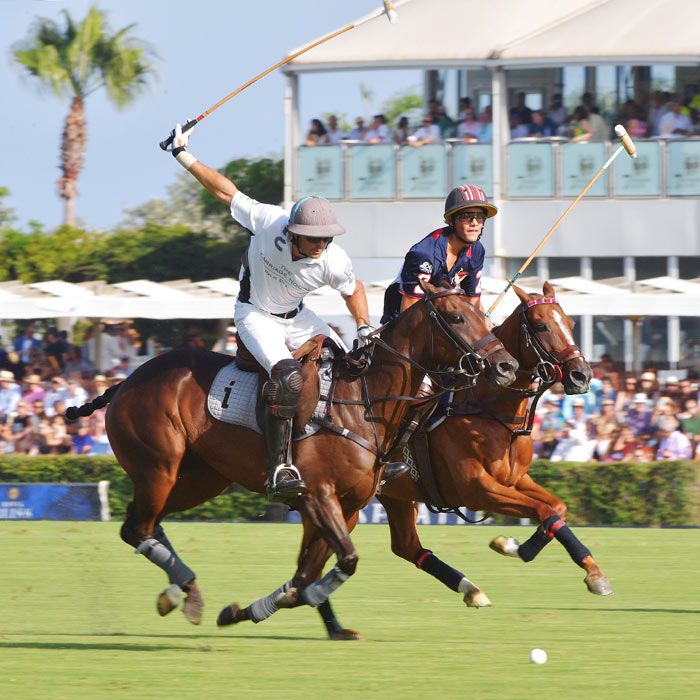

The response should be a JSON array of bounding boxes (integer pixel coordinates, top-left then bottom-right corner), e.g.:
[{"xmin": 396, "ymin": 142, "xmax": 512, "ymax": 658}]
[
  {"xmin": 614, "ymin": 124, "xmax": 637, "ymax": 159},
  {"xmin": 383, "ymin": 0, "xmax": 399, "ymax": 24}
]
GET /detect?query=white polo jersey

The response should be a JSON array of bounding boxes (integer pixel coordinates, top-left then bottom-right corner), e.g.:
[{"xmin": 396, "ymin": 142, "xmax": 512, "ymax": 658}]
[{"xmin": 231, "ymin": 192, "xmax": 356, "ymax": 315}]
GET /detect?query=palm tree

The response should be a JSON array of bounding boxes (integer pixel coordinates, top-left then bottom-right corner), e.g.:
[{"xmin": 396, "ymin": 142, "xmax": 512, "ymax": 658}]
[{"xmin": 13, "ymin": 6, "xmax": 155, "ymax": 226}]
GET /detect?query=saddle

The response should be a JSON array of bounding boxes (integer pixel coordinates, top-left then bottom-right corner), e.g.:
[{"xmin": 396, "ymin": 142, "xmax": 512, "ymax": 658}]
[{"xmin": 234, "ymin": 333, "xmax": 326, "ymax": 433}]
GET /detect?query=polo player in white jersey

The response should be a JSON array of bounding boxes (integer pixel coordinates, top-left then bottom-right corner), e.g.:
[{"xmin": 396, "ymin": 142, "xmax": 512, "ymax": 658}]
[{"xmin": 167, "ymin": 123, "xmax": 375, "ymax": 501}]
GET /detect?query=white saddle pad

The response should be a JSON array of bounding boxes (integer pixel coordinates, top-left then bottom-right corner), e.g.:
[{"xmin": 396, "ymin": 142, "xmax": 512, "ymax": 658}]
[{"xmin": 207, "ymin": 362, "xmax": 261, "ymax": 434}]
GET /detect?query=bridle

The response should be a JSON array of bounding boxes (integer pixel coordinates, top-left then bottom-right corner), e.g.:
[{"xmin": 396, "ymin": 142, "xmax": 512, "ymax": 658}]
[
  {"xmin": 365, "ymin": 287, "xmax": 508, "ymax": 391},
  {"xmin": 517, "ymin": 296, "xmax": 583, "ymax": 385}
]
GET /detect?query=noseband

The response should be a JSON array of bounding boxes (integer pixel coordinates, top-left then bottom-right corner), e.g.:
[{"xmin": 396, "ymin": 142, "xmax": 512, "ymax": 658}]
[
  {"xmin": 519, "ymin": 296, "xmax": 583, "ymax": 383},
  {"xmin": 424, "ymin": 288, "xmax": 506, "ymax": 381}
]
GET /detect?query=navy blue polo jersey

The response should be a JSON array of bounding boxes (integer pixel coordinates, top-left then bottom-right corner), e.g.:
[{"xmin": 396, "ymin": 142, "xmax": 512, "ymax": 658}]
[{"xmin": 381, "ymin": 227, "xmax": 485, "ymax": 323}]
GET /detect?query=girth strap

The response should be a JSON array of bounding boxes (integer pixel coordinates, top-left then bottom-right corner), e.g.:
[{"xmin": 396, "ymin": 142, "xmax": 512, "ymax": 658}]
[
  {"xmin": 313, "ymin": 417, "xmax": 378, "ymax": 456},
  {"xmin": 411, "ymin": 429, "xmax": 449, "ymax": 509}
]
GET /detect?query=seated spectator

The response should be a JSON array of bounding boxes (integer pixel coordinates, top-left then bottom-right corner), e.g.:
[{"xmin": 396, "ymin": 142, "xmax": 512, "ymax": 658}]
[
  {"xmin": 63, "ymin": 379, "xmax": 88, "ymax": 411},
  {"xmin": 624, "ymin": 104, "xmax": 647, "ymax": 139},
  {"xmin": 550, "ymin": 420, "xmax": 596, "ymax": 462},
  {"xmin": 70, "ymin": 418, "xmax": 94, "ymax": 455},
  {"xmin": 647, "ymin": 90, "xmax": 671, "ymax": 136},
  {"xmin": 655, "ymin": 416, "xmax": 692, "ymax": 460},
  {"xmin": 212, "ymin": 327, "xmax": 238, "ymax": 354},
  {"xmin": 615, "ymin": 375, "xmax": 638, "ymax": 414},
  {"xmin": 605, "ymin": 425, "xmax": 642, "ymax": 462},
  {"xmin": 456, "ymin": 107, "xmax": 482, "ymax": 141},
  {"xmin": 528, "ymin": 110, "xmax": 557, "ymax": 137},
  {"xmin": 345, "ymin": 117, "xmax": 367, "ymax": 141},
  {"xmin": 658, "ymin": 99, "xmax": 692, "ymax": 138},
  {"xmin": 394, "ymin": 116, "xmax": 411, "ymax": 146},
  {"xmin": 510, "ymin": 114, "xmax": 530, "ymax": 139},
  {"xmin": 43, "ymin": 376, "xmax": 68, "ymax": 416},
  {"xmin": 44, "ymin": 327, "xmax": 71, "ymax": 376},
  {"xmin": 407, "ymin": 115, "xmax": 442, "ymax": 146},
  {"xmin": 10, "ymin": 401, "xmax": 32, "ymax": 442},
  {"xmin": 0, "ymin": 369, "xmax": 22, "ymax": 422},
  {"xmin": 87, "ymin": 415, "xmax": 113, "ymax": 455},
  {"xmin": 22, "ymin": 374, "xmax": 46, "ymax": 405},
  {"xmin": 547, "ymin": 93, "xmax": 567, "ymax": 128},
  {"xmin": 588, "ymin": 106, "xmax": 611, "ymax": 140},
  {"xmin": 638, "ymin": 370, "xmax": 659, "ymax": 401},
  {"xmin": 569, "ymin": 106, "xmax": 593, "ymax": 142},
  {"xmin": 364, "ymin": 114, "xmax": 392, "ymax": 144},
  {"xmin": 589, "ymin": 398, "xmax": 621, "ymax": 459},
  {"xmin": 13, "ymin": 324, "xmax": 42, "ymax": 365},
  {"xmin": 434, "ymin": 103, "xmax": 455, "ymax": 139},
  {"xmin": 626, "ymin": 393, "xmax": 653, "ymax": 436},
  {"xmin": 326, "ymin": 114, "xmax": 345, "ymax": 144},
  {"xmin": 478, "ymin": 105, "xmax": 493, "ymax": 143},
  {"xmin": 679, "ymin": 397, "xmax": 700, "ymax": 453},
  {"xmin": 510, "ymin": 91, "xmax": 532, "ymax": 126},
  {"xmin": 304, "ymin": 118, "xmax": 329, "ymax": 146},
  {"xmin": 457, "ymin": 97, "xmax": 472, "ymax": 122}
]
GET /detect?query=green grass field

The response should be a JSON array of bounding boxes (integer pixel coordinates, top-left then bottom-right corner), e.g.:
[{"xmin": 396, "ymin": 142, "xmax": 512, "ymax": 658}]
[{"xmin": 1, "ymin": 522, "xmax": 698, "ymax": 700}]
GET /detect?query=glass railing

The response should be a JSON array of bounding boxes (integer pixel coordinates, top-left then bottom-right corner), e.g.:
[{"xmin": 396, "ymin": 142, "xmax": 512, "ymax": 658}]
[{"xmin": 295, "ymin": 138, "xmax": 700, "ymax": 200}]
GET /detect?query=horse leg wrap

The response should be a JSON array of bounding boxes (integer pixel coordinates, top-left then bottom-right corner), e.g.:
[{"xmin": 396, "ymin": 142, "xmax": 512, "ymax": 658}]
[
  {"xmin": 248, "ymin": 580, "xmax": 293, "ymax": 624},
  {"xmin": 414, "ymin": 549, "xmax": 465, "ymax": 592},
  {"xmin": 317, "ymin": 600, "xmax": 344, "ymax": 636},
  {"xmin": 543, "ymin": 515, "xmax": 591, "ymax": 566},
  {"xmin": 517, "ymin": 526, "xmax": 553, "ymax": 563},
  {"xmin": 135, "ymin": 538, "xmax": 196, "ymax": 587},
  {"xmin": 300, "ymin": 566, "xmax": 350, "ymax": 607}
]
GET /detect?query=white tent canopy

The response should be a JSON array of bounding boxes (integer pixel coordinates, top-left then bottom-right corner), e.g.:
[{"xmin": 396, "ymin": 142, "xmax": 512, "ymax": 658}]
[
  {"xmin": 1, "ymin": 276, "xmax": 698, "ymax": 323},
  {"xmin": 285, "ymin": 0, "xmax": 700, "ymax": 71}
]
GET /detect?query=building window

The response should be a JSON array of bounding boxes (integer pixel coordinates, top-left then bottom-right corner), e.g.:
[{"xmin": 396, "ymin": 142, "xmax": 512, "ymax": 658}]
[
  {"xmin": 635, "ymin": 256, "xmax": 667, "ymax": 280},
  {"xmin": 680, "ymin": 317, "xmax": 700, "ymax": 370},
  {"xmin": 591, "ymin": 257, "xmax": 624, "ymax": 280},
  {"xmin": 678, "ymin": 257, "xmax": 700, "ymax": 280},
  {"xmin": 548, "ymin": 257, "xmax": 581, "ymax": 278},
  {"xmin": 640, "ymin": 317, "xmax": 668, "ymax": 367}
]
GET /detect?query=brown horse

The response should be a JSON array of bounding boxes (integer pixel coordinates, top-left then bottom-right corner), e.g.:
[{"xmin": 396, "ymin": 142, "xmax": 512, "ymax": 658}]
[
  {"xmin": 307, "ymin": 282, "xmax": 613, "ymax": 638},
  {"xmin": 72, "ymin": 282, "xmax": 517, "ymax": 628}
]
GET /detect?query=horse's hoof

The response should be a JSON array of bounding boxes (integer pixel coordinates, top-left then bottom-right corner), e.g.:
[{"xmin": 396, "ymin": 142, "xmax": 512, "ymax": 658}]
[
  {"xmin": 464, "ymin": 589, "xmax": 492, "ymax": 608},
  {"xmin": 182, "ymin": 585, "xmax": 204, "ymax": 625},
  {"xmin": 489, "ymin": 535, "xmax": 521, "ymax": 558},
  {"xmin": 584, "ymin": 573, "xmax": 614, "ymax": 596},
  {"xmin": 459, "ymin": 578, "xmax": 492, "ymax": 608},
  {"xmin": 157, "ymin": 584, "xmax": 184, "ymax": 616},
  {"xmin": 329, "ymin": 628, "xmax": 362, "ymax": 640},
  {"xmin": 217, "ymin": 603, "xmax": 246, "ymax": 627}
]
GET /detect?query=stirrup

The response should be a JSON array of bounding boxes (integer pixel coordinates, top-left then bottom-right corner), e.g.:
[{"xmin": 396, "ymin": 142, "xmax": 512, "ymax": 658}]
[
  {"xmin": 381, "ymin": 461, "xmax": 410, "ymax": 483},
  {"xmin": 266, "ymin": 464, "xmax": 308, "ymax": 502}
]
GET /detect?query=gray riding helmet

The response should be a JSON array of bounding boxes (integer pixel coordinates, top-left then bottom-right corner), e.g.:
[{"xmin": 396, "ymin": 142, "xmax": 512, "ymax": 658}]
[{"xmin": 286, "ymin": 196, "xmax": 346, "ymax": 237}]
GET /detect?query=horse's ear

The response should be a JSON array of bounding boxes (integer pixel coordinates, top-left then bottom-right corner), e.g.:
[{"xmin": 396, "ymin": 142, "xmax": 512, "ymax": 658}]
[
  {"xmin": 543, "ymin": 280, "xmax": 556, "ymax": 298},
  {"xmin": 512, "ymin": 284, "xmax": 530, "ymax": 305},
  {"xmin": 418, "ymin": 277, "xmax": 438, "ymax": 295}
]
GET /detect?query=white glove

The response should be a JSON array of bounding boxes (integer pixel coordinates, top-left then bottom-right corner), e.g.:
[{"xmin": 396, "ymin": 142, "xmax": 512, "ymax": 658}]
[
  {"xmin": 172, "ymin": 122, "xmax": 198, "ymax": 170},
  {"xmin": 357, "ymin": 324, "xmax": 375, "ymax": 346}
]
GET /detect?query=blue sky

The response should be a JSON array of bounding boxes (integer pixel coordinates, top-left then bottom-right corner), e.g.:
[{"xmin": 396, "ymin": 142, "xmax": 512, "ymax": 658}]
[{"xmin": 2, "ymin": 0, "xmax": 420, "ymax": 229}]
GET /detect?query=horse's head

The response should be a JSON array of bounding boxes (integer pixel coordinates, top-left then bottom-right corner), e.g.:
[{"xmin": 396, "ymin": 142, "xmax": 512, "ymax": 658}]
[
  {"xmin": 413, "ymin": 280, "xmax": 518, "ymax": 387},
  {"xmin": 511, "ymin": 282, "xmax": 592, "ymax": 394}
]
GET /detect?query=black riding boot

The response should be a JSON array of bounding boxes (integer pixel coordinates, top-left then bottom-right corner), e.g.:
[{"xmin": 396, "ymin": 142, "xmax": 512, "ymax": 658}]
[{"xmin": 263, "ymin": 406, "xmax": 307, "ymax": 502}]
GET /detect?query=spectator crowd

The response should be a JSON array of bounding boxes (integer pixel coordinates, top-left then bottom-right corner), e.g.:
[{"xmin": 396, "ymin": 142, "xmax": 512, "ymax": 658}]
[
  {"xmin": 531, "ymin": 361, "xmax": 700, "ymax": 463},
  {"xmin": 302, "ymin": 88, "xmax": 700, "ymax": 149},
  {"xmin": 0, "ymin": 323, "xmax": 698, "ymax": 462}
]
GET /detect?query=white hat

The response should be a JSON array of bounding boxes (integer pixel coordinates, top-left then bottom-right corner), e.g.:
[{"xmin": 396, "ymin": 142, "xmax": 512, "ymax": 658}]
[
  {"xmin": 0, "ymin": 369, "xmax": 15, "ymax": 380},
  {"xmin": 633, "ymin": 393, "xmax": 648, "ymax": 403},
  {"xmin": 572, "ymin": 397, "xmax": 585, "ymax": 406}
]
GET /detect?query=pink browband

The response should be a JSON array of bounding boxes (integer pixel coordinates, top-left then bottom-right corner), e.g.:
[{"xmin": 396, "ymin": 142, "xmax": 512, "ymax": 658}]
[{"xmin": 526, "ymin": 297, "xmax": 557, "ymax": 308}]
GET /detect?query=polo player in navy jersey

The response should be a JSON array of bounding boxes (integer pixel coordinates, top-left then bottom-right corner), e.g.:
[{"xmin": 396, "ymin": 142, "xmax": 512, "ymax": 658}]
[{"xmin": 381, "ymin": 184, "xmax": 497, "ymax": 323}]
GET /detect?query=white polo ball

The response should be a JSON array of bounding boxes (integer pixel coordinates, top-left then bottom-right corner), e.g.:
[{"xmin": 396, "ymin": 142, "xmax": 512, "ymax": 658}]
[{"xmin": 529, "ymin": 648, "xmax": 547, "ymax": 664}]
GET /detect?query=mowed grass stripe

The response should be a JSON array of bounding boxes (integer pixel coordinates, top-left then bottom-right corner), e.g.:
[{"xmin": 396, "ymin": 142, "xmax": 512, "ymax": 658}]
[{"xmin": 0, "ymin": 522, "xmax": 698, "ymax": 700}]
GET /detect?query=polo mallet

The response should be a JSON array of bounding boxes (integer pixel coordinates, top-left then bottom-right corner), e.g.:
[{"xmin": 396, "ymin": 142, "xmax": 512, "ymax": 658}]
[
  {"xmin": 485, "ymin": 124, "xmax": 637, "ymax": 317},
  {"xmin": 159, "ymin": 1, "xmax": 399, "ymax": 150}
]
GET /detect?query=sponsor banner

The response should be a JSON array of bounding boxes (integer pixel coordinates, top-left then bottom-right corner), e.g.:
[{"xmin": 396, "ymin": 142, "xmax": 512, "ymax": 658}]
[
  {"xmin": 287, "ymin": 498, "xmax": 483, "ymax": 525},
  {"xmin": 0, "ymin": 482, "xmax": 110, "ymax": 521}
]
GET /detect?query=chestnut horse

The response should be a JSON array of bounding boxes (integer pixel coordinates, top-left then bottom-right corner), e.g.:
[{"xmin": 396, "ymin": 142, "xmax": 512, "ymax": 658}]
[
  {"xmin": 308, "ymin": 282, "xmax": 613, "ymax": 639},
  {"xmin": 72, "ymin": 282, "xmax": 517, "ymax": 627}
]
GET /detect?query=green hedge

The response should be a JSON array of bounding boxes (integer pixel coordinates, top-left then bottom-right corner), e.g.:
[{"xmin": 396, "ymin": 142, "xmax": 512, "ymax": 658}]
[
  {"xmin": 0, "ymin": 456, "xmax": 268, "ymax": 522},
  {"xmin": 1, "ymin": 456, "xmax": 698, "ymax": 526}
]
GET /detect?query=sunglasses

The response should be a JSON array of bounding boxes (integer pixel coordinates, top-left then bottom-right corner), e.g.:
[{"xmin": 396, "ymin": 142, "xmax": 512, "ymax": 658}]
[{"xmin": 455, "ymin": 211, "xmax": 486, "ymax": 223}]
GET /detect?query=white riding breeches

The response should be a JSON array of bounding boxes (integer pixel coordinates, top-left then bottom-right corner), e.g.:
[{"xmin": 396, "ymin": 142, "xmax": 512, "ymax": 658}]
[{"xmin": 233, "ymin": 302, "xmax": 346, "ymax": 375}]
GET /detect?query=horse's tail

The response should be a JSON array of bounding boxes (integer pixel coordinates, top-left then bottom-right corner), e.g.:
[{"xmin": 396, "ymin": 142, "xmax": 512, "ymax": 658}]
[{"xmin": 65, "ymin": 382, "xmax": 122, "ymax": 422}]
